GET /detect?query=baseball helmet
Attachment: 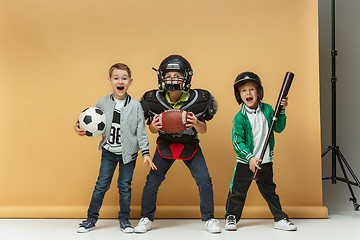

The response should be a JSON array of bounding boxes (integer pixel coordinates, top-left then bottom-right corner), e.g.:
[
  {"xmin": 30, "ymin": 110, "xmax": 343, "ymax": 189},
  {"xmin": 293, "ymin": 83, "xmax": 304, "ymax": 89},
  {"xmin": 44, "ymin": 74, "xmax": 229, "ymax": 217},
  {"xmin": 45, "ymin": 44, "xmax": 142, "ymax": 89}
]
[
  {"xmin": 153, "ymin": 55, "xmax": 193, "ymax": 92},
  {"xmin": 233, "ymin": 72, "xmax": 264, "ymax": 105}
]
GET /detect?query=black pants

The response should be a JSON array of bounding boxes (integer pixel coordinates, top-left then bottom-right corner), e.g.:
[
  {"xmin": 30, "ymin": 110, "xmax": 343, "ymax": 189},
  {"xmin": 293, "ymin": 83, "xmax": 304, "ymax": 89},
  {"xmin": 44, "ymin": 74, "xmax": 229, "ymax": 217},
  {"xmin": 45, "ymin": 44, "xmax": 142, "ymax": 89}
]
[{"xmin": 225, "ymin": 162, "xmax": 288, "ymax": 222}]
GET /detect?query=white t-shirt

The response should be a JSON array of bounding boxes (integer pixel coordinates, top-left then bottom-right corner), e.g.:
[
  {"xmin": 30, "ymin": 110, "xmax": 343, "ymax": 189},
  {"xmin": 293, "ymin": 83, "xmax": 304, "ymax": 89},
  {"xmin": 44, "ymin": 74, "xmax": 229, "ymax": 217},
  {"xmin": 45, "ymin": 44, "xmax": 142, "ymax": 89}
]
[
  {"xmin": 244, "ymin": 105, "xmax": 271, "ymax": 164},
  {"xmin": 103, "ymin": 98, "xmax": 125, "ymax": 155}
]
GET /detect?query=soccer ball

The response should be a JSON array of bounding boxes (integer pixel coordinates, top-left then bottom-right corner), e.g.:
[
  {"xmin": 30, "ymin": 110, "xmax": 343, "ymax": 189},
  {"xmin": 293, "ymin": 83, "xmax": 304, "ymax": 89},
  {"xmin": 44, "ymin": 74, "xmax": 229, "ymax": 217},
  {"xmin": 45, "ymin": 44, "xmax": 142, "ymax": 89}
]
[{"xmin": 78, "ymin": 107, "xmax": 106, "ymax": 137}]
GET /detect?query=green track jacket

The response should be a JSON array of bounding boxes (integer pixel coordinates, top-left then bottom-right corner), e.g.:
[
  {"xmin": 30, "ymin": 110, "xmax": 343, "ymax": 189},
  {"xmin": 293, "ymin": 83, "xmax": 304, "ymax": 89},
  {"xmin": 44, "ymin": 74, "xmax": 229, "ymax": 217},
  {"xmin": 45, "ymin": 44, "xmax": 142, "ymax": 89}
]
[{"xmin": 232, "ymin": 101, "xmax": 286, "ymax": 164}]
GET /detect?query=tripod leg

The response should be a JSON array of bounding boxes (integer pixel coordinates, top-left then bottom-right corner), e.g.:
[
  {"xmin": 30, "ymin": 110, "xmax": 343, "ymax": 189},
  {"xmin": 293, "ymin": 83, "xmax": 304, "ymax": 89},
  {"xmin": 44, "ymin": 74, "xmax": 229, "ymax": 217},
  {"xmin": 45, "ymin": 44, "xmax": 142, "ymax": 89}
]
[
  {"xmin": 322, "ymin": 146, "xmax": 335, "ymax": 181},
  {"xmin": 335, "ymin": 149, "xmax": 360, "ymax": 211},
  {"xmin": 321, "ymin": 146, "xmax": 332, "ymax": 157},
  {"xmin": 336, "ymin": 148, "xmax": 360, "ymax": 186}
]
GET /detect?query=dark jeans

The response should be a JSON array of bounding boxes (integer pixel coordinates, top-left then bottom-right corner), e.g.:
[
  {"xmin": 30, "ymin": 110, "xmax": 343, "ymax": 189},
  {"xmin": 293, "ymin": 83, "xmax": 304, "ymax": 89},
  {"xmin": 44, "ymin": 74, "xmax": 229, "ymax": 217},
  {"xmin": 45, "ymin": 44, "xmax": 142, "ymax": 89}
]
[
  {"xmin": 140, "ymin": 146, "xmax": 215, "ymax": 221},
  {"xmin": 225, "ymin": 162, "xmax": 288, "ymax": 222},
  {"xmin": 87, "ymin": 149, "xmax": 135, "ymax": 223}
]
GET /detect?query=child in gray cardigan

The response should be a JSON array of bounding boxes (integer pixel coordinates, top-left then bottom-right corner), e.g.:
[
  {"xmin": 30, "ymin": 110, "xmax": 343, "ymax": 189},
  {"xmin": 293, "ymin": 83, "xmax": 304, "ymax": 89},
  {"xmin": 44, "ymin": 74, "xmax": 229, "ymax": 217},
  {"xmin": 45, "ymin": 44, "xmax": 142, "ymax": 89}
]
[{"xmin": 74, "ymin": 63, "xmax": 156, "ymax": 233}]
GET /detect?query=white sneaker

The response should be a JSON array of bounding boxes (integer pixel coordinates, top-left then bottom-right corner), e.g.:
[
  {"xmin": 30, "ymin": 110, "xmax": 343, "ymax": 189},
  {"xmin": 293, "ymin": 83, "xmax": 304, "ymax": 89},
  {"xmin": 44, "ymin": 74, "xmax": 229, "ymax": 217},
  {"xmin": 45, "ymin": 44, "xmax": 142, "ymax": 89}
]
[
  {"xmin": 274, "ymin": 218, "xmax": 297, "ymax": 231},
  {"xmin": 134, "ymin": 217, "xmax": 152, "ymax": 233},
  {"xmin": 203, "ymin": 218, "xmax": 221, "ymax": 233},
  {"xmin": 225, "ymin": 215, "xmax": 237, "ymax": 231}
]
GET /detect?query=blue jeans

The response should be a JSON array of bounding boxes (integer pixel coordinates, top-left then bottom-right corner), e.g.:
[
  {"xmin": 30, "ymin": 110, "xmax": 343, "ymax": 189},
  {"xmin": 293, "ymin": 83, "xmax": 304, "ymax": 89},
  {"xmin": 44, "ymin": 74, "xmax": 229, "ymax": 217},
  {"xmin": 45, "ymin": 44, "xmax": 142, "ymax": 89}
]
[
  {"xmin": 140, "ymin": 146, "xmax": 215, "ymax": 221},
  {"xmin": 87, "ymin": 149, "xmax": 135, "ymax": 222}
]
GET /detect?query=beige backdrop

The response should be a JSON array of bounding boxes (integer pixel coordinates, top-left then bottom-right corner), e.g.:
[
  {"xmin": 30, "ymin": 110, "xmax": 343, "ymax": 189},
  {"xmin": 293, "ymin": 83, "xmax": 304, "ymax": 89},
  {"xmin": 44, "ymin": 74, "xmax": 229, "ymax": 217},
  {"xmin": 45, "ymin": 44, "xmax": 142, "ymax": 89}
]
[{"xmin": 0, "ymin": 0, "xmax": 327, "ymax": 218}]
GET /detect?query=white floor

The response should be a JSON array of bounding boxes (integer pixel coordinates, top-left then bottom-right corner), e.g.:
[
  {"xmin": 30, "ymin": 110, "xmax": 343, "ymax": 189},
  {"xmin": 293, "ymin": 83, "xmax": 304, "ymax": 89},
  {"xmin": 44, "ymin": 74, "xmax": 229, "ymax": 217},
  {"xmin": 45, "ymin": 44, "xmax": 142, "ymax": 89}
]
[{"xmin": 1, "ymin": 211, "xmax": 359, "ymax": 240}]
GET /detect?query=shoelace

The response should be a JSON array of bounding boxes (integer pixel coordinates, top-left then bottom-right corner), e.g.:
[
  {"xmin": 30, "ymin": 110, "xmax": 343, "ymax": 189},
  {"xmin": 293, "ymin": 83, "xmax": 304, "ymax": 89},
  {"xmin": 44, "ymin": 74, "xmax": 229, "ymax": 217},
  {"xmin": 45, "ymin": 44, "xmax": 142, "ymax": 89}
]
[
  {"xmin": 279, "ymin": 218, "xmax": 294, "ymax": 227},
  {"xmin": 120, "ymin": 221, "xmax": 132, "ymax": 228},
  {"xmin": 227, "ymin": 216, "xmax": 236, "ymax": 224},
  {"xmin": 207, "ymin": 219, "xmax": 219, "ymax": 226},
  {"xmin": 139, "ymin": 218, "xmax": 149, "ymax": 225},
  {"xmin": 285, "ymin": 220, "xmax": 294, "ymax": 226},
  {"xmin": 79, "ymin": 220, "xmax": 93, "ymax": 228}
]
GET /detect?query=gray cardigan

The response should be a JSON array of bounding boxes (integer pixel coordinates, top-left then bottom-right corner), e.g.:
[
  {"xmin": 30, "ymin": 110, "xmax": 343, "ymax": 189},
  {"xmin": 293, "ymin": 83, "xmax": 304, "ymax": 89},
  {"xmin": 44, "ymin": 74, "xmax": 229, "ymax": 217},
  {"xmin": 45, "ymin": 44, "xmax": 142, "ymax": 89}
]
[{"xmin": 95, "ymin": 94, "xmax": 150, "ymax": 164}]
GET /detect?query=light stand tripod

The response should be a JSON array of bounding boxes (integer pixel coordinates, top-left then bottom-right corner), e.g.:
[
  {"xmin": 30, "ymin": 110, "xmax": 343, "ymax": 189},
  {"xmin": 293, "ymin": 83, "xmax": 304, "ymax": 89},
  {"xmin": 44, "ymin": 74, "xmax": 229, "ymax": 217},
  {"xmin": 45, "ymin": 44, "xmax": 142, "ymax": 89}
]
[{"xmin": 322, "ymin": 0, "xmax": 360, "ymax": 211}]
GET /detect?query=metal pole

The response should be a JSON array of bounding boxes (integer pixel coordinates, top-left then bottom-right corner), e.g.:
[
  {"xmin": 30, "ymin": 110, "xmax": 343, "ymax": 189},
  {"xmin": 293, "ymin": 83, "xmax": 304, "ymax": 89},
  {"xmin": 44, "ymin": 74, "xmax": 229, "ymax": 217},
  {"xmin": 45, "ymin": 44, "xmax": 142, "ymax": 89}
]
[{"xmin": 331, "ymin": 0, "xmax": 337, "ymax": 184}]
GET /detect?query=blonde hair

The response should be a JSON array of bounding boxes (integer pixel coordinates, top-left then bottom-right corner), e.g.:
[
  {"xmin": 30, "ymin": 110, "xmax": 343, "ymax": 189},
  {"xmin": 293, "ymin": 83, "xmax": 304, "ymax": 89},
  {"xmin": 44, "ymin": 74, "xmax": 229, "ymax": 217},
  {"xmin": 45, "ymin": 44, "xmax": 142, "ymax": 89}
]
[{"xmin": 109, "ymin": 63, "xmax": 131, "ymax": 78}]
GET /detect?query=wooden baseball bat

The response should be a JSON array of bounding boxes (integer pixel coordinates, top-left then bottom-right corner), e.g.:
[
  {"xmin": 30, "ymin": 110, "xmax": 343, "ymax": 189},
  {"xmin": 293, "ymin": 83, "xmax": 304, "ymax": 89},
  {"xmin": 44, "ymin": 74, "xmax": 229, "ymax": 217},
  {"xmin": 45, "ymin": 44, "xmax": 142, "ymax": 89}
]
[{"xmin": 252, "ymin": 72, "xmax": 294, "ymax": 180}]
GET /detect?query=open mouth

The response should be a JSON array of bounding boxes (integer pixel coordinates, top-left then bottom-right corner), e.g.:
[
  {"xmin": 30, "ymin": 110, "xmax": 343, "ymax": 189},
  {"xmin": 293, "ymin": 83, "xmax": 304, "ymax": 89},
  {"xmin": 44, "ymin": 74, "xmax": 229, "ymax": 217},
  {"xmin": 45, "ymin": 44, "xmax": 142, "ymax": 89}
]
[
  {"xmin": 246, "ymin": 96, "xmax": 253, "ymax": 102},
  {"xmin": 117, "ymin": 86, "xmax": 124, "ymax": 91}
]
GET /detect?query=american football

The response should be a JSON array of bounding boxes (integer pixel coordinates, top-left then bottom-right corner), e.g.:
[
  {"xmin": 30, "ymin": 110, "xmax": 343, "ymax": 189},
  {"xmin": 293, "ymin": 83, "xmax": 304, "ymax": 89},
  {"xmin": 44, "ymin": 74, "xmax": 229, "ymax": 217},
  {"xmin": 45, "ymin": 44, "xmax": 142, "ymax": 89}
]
[{"xmin": 159, "ymin": 109, "xmax": 189, "ymax": 133}]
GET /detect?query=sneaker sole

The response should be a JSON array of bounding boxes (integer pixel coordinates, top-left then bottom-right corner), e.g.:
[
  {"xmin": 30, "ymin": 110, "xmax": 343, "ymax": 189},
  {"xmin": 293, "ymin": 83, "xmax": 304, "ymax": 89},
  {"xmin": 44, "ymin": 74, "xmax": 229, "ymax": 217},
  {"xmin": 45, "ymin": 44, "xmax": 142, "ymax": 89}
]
[
  {"xmin": 77, "ymin": 226, "xmax": 95, "ymax": 233},
  {"xmin": 134, "ymin": 227, "xmax": 151, "ymax": 233},
  {"xmin": 274, "ymin": 226, "xmax": 297, "ymax": 231},
  {"xmin": 225, "ymin": 226, "xmax": 237, "ymax": 231},
  {"xmin": 120, "ymin": 228, "xmax": 134, "ymax": 233},
  {"xmin": 204, "ymin": 227, "xmax": 221, "ymax": 233}
]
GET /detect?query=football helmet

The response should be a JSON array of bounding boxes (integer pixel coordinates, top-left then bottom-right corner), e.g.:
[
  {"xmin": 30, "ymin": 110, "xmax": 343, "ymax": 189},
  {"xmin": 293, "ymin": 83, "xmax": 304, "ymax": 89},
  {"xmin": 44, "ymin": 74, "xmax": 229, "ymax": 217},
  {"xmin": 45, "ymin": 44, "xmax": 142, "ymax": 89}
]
[
  {"xmin": 153, "ymin": 55, "xmax": 193, "ymax": 92},
  {"xmin": 233, "ymin": 71, "xmax": 264, "ymax": 105}
]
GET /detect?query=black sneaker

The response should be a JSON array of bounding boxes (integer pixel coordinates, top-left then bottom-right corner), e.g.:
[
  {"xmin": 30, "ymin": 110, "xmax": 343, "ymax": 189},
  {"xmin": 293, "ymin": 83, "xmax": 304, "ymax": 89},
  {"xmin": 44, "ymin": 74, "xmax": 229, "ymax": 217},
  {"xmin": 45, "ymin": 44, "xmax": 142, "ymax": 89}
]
[
  {"xmin": 77, "ymin": 219, "xmax": 96, "ymax": 233},
  {"xmin": 120, "ymin": 219, "xmax": 134, "ymax": 233}
]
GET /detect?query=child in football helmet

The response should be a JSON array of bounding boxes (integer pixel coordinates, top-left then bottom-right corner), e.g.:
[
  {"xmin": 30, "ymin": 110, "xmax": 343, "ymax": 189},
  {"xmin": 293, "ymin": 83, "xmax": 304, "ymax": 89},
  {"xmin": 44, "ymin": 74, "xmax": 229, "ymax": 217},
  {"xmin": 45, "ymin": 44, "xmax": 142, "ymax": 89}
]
[{"xmin": 134, "ymin": 55, "xmax": 220, "ymax": 234}]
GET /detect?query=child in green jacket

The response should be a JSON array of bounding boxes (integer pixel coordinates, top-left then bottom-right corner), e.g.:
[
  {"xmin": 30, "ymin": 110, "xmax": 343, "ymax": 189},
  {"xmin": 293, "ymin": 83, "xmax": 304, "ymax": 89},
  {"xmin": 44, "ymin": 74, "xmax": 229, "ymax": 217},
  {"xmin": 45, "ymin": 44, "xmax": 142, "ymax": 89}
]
[{"xmin": 225, "ymin": 72, "xmax": 297, "ymax": 231}]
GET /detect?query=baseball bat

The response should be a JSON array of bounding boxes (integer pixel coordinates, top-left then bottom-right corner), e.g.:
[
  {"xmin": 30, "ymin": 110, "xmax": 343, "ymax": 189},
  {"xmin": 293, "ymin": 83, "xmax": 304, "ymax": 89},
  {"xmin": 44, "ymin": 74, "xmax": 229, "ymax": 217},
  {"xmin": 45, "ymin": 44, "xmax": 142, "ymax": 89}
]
[{"xmin": 252, "ymin": 72, "xmax": 294, "ymax": 181}]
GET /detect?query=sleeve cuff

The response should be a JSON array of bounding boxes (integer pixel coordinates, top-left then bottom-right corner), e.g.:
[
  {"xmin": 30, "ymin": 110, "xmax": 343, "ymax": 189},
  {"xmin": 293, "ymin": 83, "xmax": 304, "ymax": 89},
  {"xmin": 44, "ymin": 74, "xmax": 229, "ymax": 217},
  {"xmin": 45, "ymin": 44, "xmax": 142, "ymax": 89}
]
[
  {"xmin": 246, "ymin": 153, "xmax": 254, "ymax": 162},
  {"xmin": 141, "ymin": 149, "xmax": 150, "ymax": 156}
]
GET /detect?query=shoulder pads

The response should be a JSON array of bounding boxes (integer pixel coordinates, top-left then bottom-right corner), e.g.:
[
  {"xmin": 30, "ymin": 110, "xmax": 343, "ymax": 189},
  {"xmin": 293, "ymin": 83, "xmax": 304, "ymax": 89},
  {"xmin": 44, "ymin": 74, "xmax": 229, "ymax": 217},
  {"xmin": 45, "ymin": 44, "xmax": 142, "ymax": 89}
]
[
  {"xmin": 190, "ymin": 89, "xmax": 217, "ymax": 121},
  {"xmin": 208, "ymin": 94, "xmax": 218, "ymax": 116},
  {"xmin": 140, "ymin": 89, "xmax": 158, "ymax": 123}
]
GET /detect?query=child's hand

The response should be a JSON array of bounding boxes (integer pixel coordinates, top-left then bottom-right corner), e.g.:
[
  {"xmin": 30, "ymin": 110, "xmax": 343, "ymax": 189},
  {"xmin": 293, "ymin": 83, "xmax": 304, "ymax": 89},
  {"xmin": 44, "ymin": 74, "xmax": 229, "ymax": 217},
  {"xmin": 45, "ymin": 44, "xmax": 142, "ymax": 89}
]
[
  {"xmin": 281, "ymin": 96, "xmax": 288, "ymax": 109},
  {"xmin": 186, "ymin": 112, "xmax": 199, "ymax": 129},
  {"xmin": 249, "ymin": 157, "xmax": 262, "ymax": 173},
  {"xmin": 74, "ymin": 123, "xmax": 86, "ymax": 136},
  {"xmin": 149, "ymin": 114, "xmax": 163, "ymax": 133},
  {"xmin": 143, "ymin": 155, "xmax": 157, "ymax": 170},
  {"xmin": 186, "ymin": 112, "xmax": 207, "ymax": 134}
]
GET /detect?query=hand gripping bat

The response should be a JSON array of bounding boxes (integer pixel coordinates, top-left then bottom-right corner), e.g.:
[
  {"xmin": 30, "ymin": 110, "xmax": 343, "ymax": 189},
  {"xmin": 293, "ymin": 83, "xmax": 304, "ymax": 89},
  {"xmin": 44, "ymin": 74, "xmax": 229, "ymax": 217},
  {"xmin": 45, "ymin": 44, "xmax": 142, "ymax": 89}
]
[{"xmin": 252, "ymin": 72, "xmax": 294, "ymax": 181}]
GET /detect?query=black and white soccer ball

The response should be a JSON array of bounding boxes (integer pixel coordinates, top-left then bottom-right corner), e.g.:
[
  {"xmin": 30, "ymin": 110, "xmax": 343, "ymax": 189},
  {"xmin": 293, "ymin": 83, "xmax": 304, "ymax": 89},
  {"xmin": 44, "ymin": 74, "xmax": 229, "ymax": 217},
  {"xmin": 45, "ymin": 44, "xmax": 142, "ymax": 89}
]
[{"xmin": 78, "ymin": 107, "xmax": 106, "ymax": 137}]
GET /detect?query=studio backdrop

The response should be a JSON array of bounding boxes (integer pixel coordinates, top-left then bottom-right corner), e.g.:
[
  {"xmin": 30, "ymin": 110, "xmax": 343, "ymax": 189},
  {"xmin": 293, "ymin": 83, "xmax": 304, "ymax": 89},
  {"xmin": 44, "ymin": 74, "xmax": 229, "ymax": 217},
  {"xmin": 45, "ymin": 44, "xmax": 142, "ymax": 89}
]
[{"xmin": 0, "ymin": 0, "xmax": 327, "ymax": 218}]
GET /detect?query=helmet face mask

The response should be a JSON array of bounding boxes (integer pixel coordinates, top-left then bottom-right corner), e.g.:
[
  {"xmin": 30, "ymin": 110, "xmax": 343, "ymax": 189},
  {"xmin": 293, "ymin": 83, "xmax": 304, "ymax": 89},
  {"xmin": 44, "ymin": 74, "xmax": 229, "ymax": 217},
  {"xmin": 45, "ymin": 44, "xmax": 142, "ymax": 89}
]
[
  {"xmin": 155, "ymin": 55, "xmax": 193, "ymax": 92},
  {"xmin": 162, "ymin": 75, "xmax": 186, "ymax": 91}
]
